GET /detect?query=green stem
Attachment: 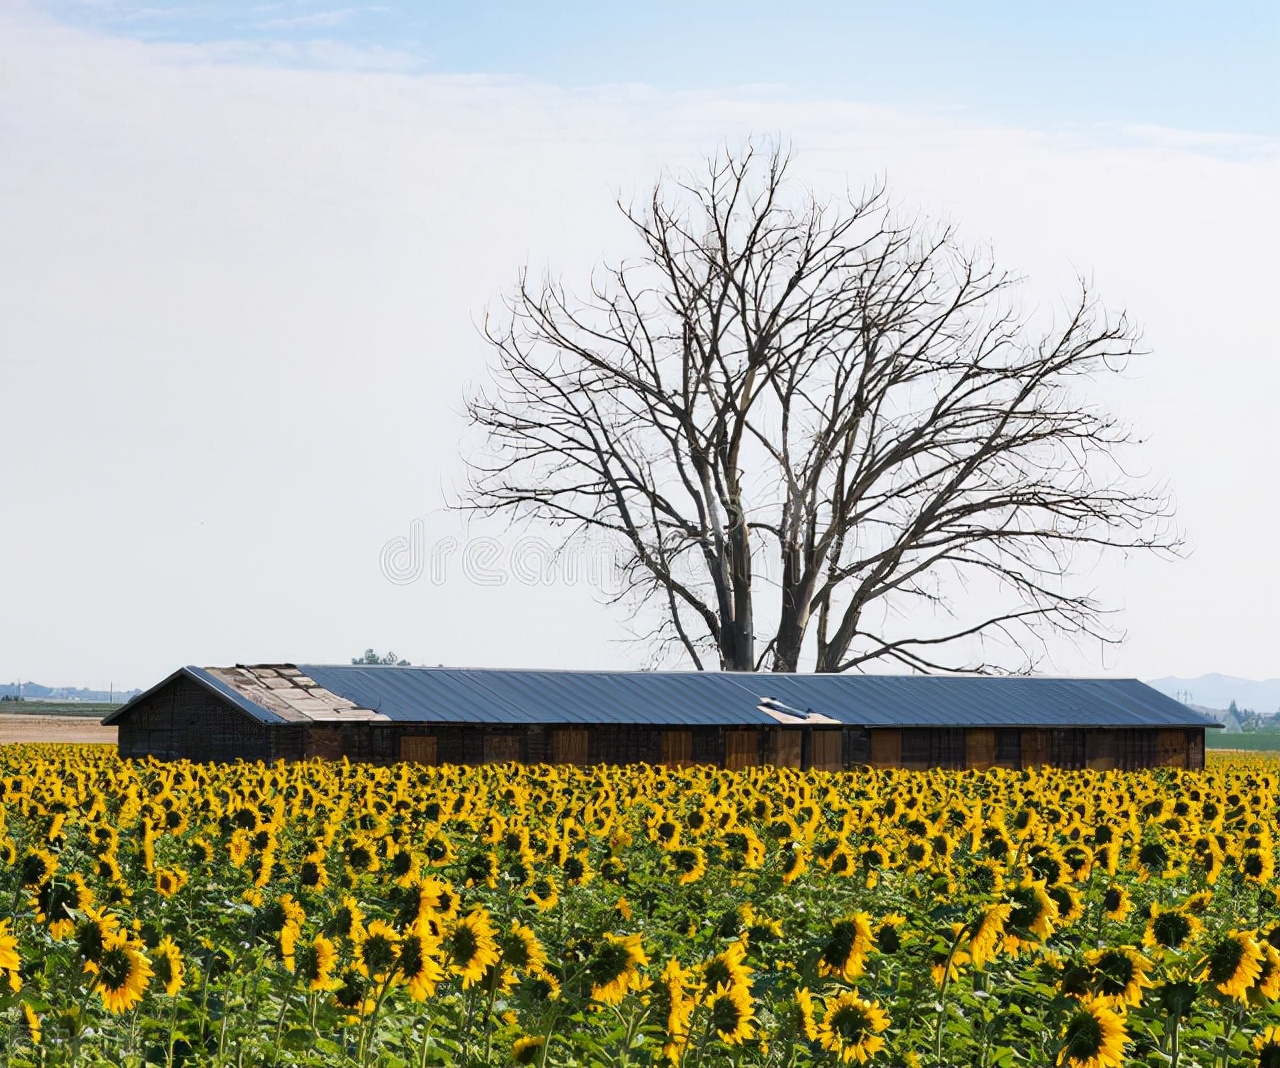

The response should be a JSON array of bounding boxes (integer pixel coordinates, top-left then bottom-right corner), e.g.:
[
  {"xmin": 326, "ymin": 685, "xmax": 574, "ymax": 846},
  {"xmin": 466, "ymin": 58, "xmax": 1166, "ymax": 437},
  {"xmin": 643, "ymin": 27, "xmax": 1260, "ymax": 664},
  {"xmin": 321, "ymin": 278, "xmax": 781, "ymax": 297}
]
[
  {"xmin": 165, "ymin": 994, "xmax": 180, "ymax": 1068},
  {"xmin": 270, "ymin": 984, "xmax": 291, "ymax": 1066},
  {"xmin": 480, "ymin": 969, "xmax": 502, "ymax": 1065},
  {"xmin": 933, "ymin": 926, "xmax": 968, "ymax": 1067}
]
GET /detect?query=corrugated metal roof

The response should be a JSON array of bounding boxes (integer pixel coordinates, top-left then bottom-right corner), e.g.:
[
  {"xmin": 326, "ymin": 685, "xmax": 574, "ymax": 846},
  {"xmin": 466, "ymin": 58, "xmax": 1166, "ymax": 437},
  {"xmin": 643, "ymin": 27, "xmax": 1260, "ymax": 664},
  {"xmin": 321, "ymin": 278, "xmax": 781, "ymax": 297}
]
[
  {"xmin": 293, "ymin": 666, "xmax": 1218, "ymax": 730},
  {"xmin": 106, "ymin": 665, "xmax": 1220, "ymax": 730}
]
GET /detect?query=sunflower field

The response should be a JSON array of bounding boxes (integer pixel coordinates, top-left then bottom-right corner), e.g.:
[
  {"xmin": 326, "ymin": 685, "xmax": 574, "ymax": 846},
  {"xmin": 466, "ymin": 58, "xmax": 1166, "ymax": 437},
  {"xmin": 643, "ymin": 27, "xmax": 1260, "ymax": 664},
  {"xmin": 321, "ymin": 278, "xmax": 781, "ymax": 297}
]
[{"xmin": 0, "ymin": 745, "xmax": 1277, "ymax": 1068}]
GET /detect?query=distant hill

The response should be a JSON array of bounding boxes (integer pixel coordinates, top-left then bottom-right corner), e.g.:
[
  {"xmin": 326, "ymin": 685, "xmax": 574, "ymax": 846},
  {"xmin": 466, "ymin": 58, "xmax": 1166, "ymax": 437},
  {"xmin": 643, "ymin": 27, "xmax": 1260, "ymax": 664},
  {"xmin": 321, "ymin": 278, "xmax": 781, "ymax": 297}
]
[
  {"xmin": 0, "ymin": 682, "xmax": 140, "ymax": 704},
  {"xmin": 1146, "ymin": 674, "xmax": 1280, "ymax": 714}
]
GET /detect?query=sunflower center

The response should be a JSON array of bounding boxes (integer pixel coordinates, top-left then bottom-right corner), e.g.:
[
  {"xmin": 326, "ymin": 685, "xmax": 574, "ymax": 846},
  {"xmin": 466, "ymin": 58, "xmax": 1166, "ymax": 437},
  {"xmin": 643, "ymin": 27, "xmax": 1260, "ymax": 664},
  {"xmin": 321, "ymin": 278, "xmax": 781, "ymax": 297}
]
[
  {"xmin": 1093, "ymin": 952, "xmax": 1135, "ymax": 996},
  {"xmin": 821, "ymin": 923, "xmax": 857, "ymax": 970},
  {"xmin": 828, "ymin": 1003, "xmax": 872, "ymax": 1042},
  {"xmin": 711, "ymin": 994, "xmax": 745, "ymax": 1033},
  {"xmin": 1205, "ymin": 937, "xmax": 1245, "ymax": 984},
  {"xmin": 398, "ymin": 935, "xmax": 425, "ymax": 978},
  {"xmin": 362, "ymin": 934, "xmax": 396, "ymax": 974},
  {"xmin": 588, "ymin": 941, "xmax": 631, "ymax": 987},
  {"xmin": 1009, "ymin": 889, "xmax": 1043, "ymax": 929},
  {"xmin": 98, "ymin": 947, "xmax": 134, "ymax": 990},
  {"xmin": 449, "ymin": 927, "xmax": 479, "ymax": 968},
  {"xmin": 1152, "ymin": 912, "xmax": 1191, "ymax": 948},
  {"xmin": 1258, "ymin": 1040, "xmax": 1280, "ymax": 1068},
  {"xmin": 1062, "ymin": 1010, "xmax": 1104, "ymax": 1061}
]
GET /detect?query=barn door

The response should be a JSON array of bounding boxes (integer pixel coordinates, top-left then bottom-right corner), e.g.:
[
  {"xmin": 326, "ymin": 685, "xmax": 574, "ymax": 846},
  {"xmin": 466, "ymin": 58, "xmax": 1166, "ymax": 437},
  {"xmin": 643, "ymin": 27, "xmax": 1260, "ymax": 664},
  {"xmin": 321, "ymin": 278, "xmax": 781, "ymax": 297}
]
[
  {"xmin": 551, "ymin": 728, "xmax": 590, "ymax": 766},
  {"xmin": 661, "ymin": 730, "xmax": 694, "ymax": 767},
  {"xmin": 870, "ymin": 730, "xmax": 901, "ymax": 768},
  {"xmin": 1021, "ymin": 730, "xmax": 1050, "ymax": 768},
  {"xmin": 1187, "ymin": 730, "xmax": 1205, "ymax": 769},
  {"xmin": 1156, "ymin": 730, "xmax": 1188, "ymax": 768},
  {"xmin": 966, "ymin": 729, "xmax": 996, "ymax": 770},
  {"xmin": 483, "ymin": 733, "xmax": 522, "ymax": 764},
  {"xmin": 810, "ymin": 730, "xmax": 843, "ymax": 771},
  {"xmin": 1085, "ymin": 732, "xmax": 1117, "ymax": 771},
  {"xmin": 400, "ymin": 735, "xmax": 438, "ymax": 765},
  {"xmin": 767, "ymin": 730, "xmax": 802, "ymax": 768},
  {"xmin": 723, "ymin": 730, "xmax": 760, "ymax": 771}
]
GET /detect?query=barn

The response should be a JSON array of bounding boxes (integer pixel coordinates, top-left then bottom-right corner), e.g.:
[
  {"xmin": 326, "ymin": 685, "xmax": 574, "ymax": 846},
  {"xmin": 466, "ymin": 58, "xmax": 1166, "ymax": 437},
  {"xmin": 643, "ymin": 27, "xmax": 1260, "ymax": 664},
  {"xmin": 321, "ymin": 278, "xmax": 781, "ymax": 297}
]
[{"xmin": 103, "ymin": 664, "xmax": 1218, "ymax": 771}]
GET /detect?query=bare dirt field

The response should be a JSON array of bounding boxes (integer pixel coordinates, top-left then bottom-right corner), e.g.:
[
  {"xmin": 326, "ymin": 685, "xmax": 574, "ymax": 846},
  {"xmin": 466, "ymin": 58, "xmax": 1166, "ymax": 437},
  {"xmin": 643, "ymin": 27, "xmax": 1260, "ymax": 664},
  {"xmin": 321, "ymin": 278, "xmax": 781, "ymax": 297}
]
[{"xmin": 0, "ymin": 714, "xmax": 116, "ymax": 745}]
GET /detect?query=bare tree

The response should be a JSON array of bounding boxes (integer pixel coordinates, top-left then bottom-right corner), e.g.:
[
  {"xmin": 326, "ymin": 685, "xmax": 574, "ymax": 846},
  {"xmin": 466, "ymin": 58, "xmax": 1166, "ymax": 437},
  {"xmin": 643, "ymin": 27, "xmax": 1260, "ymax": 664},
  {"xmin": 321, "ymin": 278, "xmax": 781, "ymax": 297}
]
[{"xmin": 465, "ymin": 144, "xmax": 1177, "ymax": 673}]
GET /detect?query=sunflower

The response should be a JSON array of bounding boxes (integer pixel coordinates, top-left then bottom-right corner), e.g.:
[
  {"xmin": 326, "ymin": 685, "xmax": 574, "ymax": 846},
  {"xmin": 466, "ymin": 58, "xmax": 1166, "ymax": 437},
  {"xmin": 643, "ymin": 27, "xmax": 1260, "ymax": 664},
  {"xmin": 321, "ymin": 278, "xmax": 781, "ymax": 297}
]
[
  {"xmin": 501, "ymin": 921, "xmax": 549, "ymax": 979},
  {"xmin": 333, "ymin": 966, "xmax": 374, "ymax": 1017},
  {"xmin": 524, "ymin": 877, "xmax": 560, "ymax": 912},
  {"xmin": 825, "ymin": 846, "xmax": 857, "ymax": 878},
  {"xmin": 968, "ymin": 859, "xmax": 1007, "ymax": 897},
  {"xmin": 280, "ymin": 922, "xmax": 299, "ymax": 971},
  {"xmin": 295, "ymin": 933, "xmax": 341, "ymax": 993},
  {"xmin": 650, "ymin": 958, "xmax": 694, "ymax": 1063},
  {"xmin": 227, "ymin": 831, "xmax": 252, "ymax": 868},
  {"xmin": 1005, "ymin": 880, "xmax": 1058, "ymax": 952},
  {"xmin": 153, "ymin": 936, "xmax": 184, "ymax": 997},
  {"xmin": 873, "ymin": 914, "xmax": 905, "ymax": 955},
  {"xmin": 1048, "ymin": 886, "xmax": 1084, "ymax": 927},
  {"xmin": 0, "ymin": 918, "xmax": 19, "ymax": 974},
  {"xmin": 299, "ymin": 851, "xmax": 330, "ymax": 891},
  {"xmin": 443, "ymin": 911, "xmax": 501, "ymax": 989},
  {"xmin": 970, "ymin": 903, "xmax": 1014, "ymax": 969},
  {"xmin": 794, "ymin": 987, "xmax": 819, "ymax": 1042},
  {"xmin": 818, "ymin": 913, "xmax": 875, "ymax": 983},
  {"xmin": 89, "ymin": 933, "xmax": 153, "ymax": 1013},
  {"xmin": 1255, "ymin": 1025, "xmax": 1280, "ymax": 1068},
  {"xmin": 74, "ymin": 906, "xmax": 121, "ymax": 965},
  {"xmin": 154, "ymin": 867, "xmax": 188, "ymax": 898},
  {"xmin": 1143, "ymin": 905, "xmax": 1201, "ymax": 954},
  {"xmin": 1200, "ymin": 930, "xmax": 1264, "ymax": 1001},
  {"xmin": 702, "ymin": 939, "xmax": 753, "ymax": 995},
  {"xmin": 329, "ymin": 896, "xmax": 366, "ymax": 942},
  {"xmin": 707, "ymin": 982, "xmax": 756, "ymax": 1046},
  {"xmin": 562, "ymin": 848, "xmax": 594, "ymax": 886},
  {"xmin": 667, "ymin": 846, "xmax": 707, "ymax": 885},
  {"xmin": 1056, "ymin": 996, "xmax": 1128, "ymax": 1068},
  {"xmin": 397, "ymin": 930, "xmax": 446, "ymax": 1001},
  {"xmin": 1242, "ymin": 849, "xmax": 1276, "ymax": 886},
  {"xmin": 357, "ymin": 920, "xmax": 401, "ymax": 983},
  {"xmin": 816, "ymin": 991, "xmax": 890, "ymax": 1064},
  {"xmin": 1085, "ymin": 946, "xmax": 1153, "ymax": 1008},
  {"xmin": 1253, "ymin": 941, "xmax": 1280, "ymax": 1001},
  {"xmin": 420, "ymin": 876, "xmax": 460, "ymax": 921},
  {"xmin": 780, "ymin": 844, "xmax": 809, "ymax": 884},
  {"xmin": 19, "ymin": 1002, "xmax": 41, "ymax": 1045},
  {"xmin": 19, "ymin": 847, "xmax": 57, "ymax": 887},
  {"xmin": 509, "ymin": 1035, "xmax": 545, "ymax": 1065},
  {"xmin": 1101, "ymin": 886, "xmax": 1131, "ymax": 922},
  {"xmin": 588, "ymin": 932, "xmax": 649, "ymax": 1005}
]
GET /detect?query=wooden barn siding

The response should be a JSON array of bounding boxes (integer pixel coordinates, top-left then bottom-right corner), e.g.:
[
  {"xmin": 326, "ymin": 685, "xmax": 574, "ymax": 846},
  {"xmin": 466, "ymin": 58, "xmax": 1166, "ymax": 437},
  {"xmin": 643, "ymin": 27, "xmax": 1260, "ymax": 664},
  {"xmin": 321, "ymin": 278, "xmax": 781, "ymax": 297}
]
[
  {"xmin": 810, "ymin": 729, "xmax": 844, "ymax": 771},
  {"xmin": 117, "ymin": 678, "xmax": 272, "ymax": 762},
  {"xmin": 113, "ymin": 689, "xmax": 1206, "ymax": 773}
]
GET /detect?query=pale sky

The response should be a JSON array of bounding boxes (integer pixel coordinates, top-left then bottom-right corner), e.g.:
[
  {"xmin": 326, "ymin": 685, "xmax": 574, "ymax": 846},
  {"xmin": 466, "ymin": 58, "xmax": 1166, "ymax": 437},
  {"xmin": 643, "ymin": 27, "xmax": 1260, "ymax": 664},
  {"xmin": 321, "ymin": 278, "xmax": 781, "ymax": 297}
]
[{"xmin": 1, "ymin": 2, "xmax": 1277, "ymax": 690}]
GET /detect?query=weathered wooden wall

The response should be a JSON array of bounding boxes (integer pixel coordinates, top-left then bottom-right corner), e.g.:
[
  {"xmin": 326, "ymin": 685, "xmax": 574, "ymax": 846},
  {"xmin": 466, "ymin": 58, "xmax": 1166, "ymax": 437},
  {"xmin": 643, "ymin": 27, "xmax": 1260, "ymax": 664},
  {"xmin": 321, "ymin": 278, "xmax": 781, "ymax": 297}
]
[{"xmin": 117, "ymin": 677, "xmax": 275, "ymax": 762}]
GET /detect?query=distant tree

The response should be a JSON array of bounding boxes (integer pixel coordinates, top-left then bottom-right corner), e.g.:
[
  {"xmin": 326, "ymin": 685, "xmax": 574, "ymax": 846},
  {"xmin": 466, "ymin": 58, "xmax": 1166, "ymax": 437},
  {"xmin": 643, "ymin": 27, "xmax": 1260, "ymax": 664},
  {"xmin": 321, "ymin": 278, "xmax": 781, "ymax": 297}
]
[
  {"xmin": 465, "ymin": 142, "xmax": 1178, "ymax": 673},
  {"xmin": 352, "ymin": 649, "xmax": 410, "ymax": 666}
]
